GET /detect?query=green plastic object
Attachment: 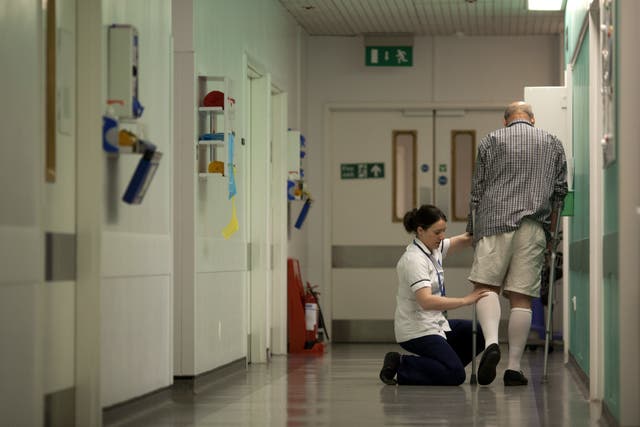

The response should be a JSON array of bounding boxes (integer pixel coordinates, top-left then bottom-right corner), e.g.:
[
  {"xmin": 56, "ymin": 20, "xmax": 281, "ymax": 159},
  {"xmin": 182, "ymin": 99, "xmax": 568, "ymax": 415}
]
[{"xmin": 561, "ymin": 190, "xmax": 574, "ymax": 217}]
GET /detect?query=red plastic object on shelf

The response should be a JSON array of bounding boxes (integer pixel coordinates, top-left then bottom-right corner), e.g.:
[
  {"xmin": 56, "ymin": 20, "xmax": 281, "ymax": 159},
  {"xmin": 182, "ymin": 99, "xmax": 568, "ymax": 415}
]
[{"xmin": 202, "ymin": 90, "xmax": 224, "ymax": 109}]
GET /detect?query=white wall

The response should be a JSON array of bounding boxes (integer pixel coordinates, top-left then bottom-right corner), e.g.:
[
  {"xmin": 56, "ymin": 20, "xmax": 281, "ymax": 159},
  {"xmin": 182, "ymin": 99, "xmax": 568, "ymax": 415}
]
[
  {"xmin": 100, "ymin": 0, "xmax": 174, "ymax": 407},
  {"xmin": 42, "ymin": 0, "xmax": 76, "ymax": 398},
  {"xmin": 0, "ymin": 1, "xmax": 45, "ymax": 425},
  {"xmin": 171, "ymin": 0, "xmax": 306, "ymax": 376},
  {"xmin": 305, "ymin": 34, "xmax": 561, "ymax": 329}
]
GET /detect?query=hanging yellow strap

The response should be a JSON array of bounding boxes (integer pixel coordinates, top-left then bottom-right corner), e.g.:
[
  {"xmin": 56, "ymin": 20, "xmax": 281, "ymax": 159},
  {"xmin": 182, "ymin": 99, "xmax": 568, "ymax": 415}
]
[{"xmin": 222, "ymin": 197, "xmax": 239, "ymax": 239}]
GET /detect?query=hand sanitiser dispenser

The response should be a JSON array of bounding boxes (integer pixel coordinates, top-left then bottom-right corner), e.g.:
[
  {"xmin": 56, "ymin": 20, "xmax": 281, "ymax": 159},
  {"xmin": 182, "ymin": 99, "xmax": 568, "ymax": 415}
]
[
  {"xmin": 122, "ymin": 141, "xmax": 162, "ymax": 204},
  {"xmin": 108, "ymin": 24, "xmax": 144, "ymax": 119},
  {"xmin": 104, "ymin": 24, "xmax": 159, "ymax": 204}
]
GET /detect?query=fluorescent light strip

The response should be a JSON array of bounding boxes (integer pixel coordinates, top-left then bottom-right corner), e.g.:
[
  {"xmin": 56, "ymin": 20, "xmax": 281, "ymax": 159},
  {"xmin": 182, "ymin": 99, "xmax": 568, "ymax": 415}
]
[{"xmin": 528, "ymin": 0, "xmax": 563, "ymax": 11}]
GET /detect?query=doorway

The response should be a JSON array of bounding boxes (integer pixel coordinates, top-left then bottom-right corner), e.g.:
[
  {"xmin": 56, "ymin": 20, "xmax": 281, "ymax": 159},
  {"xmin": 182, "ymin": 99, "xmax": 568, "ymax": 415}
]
[
  {"xmin": 328, "ymin": 107, "xmax": 503, "ymax": 341},
  {"xmin": 246, "ymin": 63, "xmax": 274, "ymax": 363}
]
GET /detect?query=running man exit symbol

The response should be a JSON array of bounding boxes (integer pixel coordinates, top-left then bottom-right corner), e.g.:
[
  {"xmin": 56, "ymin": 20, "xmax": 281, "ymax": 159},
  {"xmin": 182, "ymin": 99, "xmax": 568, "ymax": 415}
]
[
  {"xmin": 358, "ymin": 164, "xmax": 367, "ymax": 178},
  {"xmin": 366, "ymin": 46, "xmax": 413, "ymax": 67}
]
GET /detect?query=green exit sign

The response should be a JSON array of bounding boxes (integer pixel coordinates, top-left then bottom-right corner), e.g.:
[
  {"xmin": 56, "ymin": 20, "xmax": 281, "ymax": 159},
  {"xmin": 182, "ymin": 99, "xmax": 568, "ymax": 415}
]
[
  {"xmin": 365, "ymin": 46, "xmax": 413, "ymax": 67},
  {"xmin": 341, "ymin": 163, "xmax": 385, "ymax": 179}
]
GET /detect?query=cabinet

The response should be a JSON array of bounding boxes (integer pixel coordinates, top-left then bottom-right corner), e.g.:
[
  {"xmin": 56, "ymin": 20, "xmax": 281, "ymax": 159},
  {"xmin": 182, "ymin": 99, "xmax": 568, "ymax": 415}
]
[{"xmin": 196, "ymin": 75, "xmax": 234, "ymax": 177}]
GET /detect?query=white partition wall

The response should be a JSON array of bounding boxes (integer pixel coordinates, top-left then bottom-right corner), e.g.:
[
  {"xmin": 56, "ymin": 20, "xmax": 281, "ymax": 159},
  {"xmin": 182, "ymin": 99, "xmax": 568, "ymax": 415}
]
[
  {"xmin": 0, "ymin": 5, "xmax": 45, "ymax": 424},
  {"xmin": 170, "ymin": 0, "xmax": 304, "ymax": 380},
  {"xmin": 617, "ymin": 2, "xmax": 640, "ymax": 424},
  {"xmin": 75, "ymin": 0, "xmax": 104, "ymax": 422},
  {"xmin": 524, "ymin": 85, "xmax": 571, "ymax": 359},
  {"xmin": 100, "ymin": 0, "xmax": 174, "ymax": 407},
  {"xmin": 248, "ymin": 73, "xmax": 272, "ymax": 363},
  {"xmin": 271, "ymin": 92, "xmax": 289, "ymax": 355}
]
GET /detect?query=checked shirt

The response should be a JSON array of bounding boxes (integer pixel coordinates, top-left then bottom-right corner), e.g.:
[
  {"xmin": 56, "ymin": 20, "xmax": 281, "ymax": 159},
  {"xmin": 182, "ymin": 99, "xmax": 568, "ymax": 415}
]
[{"xmin": 466, "ymin": 119, "xmax": 568, "ymax": 242}]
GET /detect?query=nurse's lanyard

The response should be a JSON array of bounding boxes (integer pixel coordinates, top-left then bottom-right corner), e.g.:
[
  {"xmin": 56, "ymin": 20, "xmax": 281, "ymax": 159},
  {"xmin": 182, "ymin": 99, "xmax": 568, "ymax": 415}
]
[{"xmin": 413, "ymin": 240, "xmax": 445, "ymax": 297}]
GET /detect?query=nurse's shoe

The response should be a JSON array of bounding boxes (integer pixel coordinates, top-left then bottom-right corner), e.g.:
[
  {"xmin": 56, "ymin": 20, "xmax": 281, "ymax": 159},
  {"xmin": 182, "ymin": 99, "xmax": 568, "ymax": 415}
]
[{"xmin": 379, "ymin": 352, "xmax": 401, "ymax": 385}]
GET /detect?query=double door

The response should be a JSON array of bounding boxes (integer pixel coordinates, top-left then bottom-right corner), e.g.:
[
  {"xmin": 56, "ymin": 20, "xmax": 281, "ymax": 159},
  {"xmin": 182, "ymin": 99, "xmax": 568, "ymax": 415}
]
[{"xmin": 329, "ymin": 108, "xmax": 503, "ymax": 341}]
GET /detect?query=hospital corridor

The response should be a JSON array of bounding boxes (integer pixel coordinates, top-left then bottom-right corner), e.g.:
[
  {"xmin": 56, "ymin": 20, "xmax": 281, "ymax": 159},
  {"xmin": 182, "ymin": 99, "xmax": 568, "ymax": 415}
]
[{"xmin": 1, "ymin": 1, "xmax": 638, "ymax": 426}]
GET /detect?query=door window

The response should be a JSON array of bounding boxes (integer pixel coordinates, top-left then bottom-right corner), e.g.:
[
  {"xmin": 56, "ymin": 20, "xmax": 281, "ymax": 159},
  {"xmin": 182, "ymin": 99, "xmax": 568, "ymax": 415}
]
[
  {"xmin": 392, "ymin": 130, "xmax": 417, "ymax": 222},
  {"xmin": 451, "ymin": 130, "xmax": 475, "ymax": 221}
]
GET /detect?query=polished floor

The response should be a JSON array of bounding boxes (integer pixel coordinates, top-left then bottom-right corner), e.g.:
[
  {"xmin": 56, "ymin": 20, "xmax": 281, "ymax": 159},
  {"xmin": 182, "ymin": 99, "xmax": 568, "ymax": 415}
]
[{"xmin": 105, "ymin": 343, "xmax": 612, "ymax": 427}]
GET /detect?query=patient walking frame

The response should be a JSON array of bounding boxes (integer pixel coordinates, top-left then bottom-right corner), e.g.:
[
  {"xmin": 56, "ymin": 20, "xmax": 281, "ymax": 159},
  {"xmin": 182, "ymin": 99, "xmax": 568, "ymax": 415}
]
[{"xmin": 542, "ymin": 203, "xmax": 562, "ymax": 383}]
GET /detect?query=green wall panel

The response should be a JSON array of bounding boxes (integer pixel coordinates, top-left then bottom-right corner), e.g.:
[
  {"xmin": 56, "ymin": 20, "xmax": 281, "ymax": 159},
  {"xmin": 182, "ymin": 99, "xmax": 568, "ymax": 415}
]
[
  {"xmin": 565, "ymin": 1, "xmax": 620, "ymax": 418},
  {"xmin": 565, "ymin": 0, "xmax": 589, "ymax": 65},
  {"xmin": 569, "ymin": 34, "xmax": 590, "ymax": 375},
  {"xmin": 601, "ymin": 3, "xmax": 621, "ymax": 418}
]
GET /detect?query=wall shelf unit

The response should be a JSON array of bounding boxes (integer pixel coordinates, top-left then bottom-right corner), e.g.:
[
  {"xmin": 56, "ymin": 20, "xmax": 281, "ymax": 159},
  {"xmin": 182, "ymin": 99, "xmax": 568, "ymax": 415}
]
[{"xmin": 196, "ymin": 75, "xmax": 234, "ymax": 177}]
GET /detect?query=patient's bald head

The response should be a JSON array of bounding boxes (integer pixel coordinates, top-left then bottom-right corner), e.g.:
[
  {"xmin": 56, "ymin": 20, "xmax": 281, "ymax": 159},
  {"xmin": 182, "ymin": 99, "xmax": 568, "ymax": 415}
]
[{"xmin": 504, "ymin": 101, "xmax": 535, "ymax": 126}]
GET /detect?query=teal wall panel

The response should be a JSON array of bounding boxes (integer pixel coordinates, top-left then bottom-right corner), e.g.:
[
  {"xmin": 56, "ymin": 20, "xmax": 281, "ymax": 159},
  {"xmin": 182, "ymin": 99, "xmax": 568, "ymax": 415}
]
[
  {"xmin": 565, "ymin": 1, "xmax": 589, "ymax": 64},
  {"xmin": 565, "ymin": 1, "xmax": 620, "ymax": 419},
  {"xmin": 602, "ymin": 3, "xmax": 621, "ymax": 418},
  {"xmin": 568, "ymin": 33, "xmax": 590, "ymax": 375}
]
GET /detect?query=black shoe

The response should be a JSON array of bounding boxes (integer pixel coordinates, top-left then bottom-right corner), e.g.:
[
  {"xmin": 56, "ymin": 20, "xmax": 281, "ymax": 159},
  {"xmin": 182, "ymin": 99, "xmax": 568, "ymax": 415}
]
[
  {"xmin": 379, "ymin": 352, "xmax": 401, "ymax": 385},
  {"xmin": 503, "ymin": 369, "xmax": 528, "ymax": 386},
  {"xmin": 477, "ymin": 343, "xmax": 501, "ymax": 385}
]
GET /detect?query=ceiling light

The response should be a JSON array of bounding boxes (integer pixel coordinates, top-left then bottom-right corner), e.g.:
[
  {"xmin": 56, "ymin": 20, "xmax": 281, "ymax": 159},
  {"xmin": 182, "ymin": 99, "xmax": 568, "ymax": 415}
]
[{"xmin": 527, "ymin": 0, "xmax": 563, "ymax": 11}]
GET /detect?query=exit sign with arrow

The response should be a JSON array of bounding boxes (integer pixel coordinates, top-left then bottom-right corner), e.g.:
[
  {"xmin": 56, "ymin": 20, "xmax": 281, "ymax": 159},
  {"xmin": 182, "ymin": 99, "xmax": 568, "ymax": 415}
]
[{"xmin": 340, "ymin": 163, "xmax": 385, "ymax": 179}]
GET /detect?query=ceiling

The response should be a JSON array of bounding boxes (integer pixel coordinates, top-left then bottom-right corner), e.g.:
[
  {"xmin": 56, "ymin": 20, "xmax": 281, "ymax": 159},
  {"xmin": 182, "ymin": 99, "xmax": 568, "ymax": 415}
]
[{"xmin": 278, "ymin": 0, "xmax": 565, "ymax": 37}]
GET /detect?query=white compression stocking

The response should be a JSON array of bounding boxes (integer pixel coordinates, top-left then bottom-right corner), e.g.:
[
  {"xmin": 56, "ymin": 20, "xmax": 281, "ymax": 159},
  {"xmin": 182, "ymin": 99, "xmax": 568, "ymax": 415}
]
[
  {"xmin": 507, "ymin": 307, "xmax": 532, "ymax": 371},
  {"xmin": 476, "ymin": 291, "xmax": 501, "ymax": 348}
]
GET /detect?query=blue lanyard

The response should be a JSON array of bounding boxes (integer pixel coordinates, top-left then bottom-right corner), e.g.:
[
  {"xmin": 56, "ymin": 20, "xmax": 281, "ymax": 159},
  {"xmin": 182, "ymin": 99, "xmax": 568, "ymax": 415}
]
[{"xmin": 413, "ymin": 240, "xmax": 445, "ymax": 296}]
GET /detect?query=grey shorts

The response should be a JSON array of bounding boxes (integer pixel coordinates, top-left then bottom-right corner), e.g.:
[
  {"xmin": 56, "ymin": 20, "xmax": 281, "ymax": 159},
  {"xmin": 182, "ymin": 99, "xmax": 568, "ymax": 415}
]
[{"xmin": 468, "ymin": 219, "xmax": 546, "ymax": 297}]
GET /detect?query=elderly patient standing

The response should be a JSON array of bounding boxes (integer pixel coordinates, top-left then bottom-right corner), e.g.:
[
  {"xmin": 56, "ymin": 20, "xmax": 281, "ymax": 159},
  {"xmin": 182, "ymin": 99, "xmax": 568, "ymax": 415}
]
[{"xmin": 467, "ymin": 101, "xmax": 568, "ymax": 387}]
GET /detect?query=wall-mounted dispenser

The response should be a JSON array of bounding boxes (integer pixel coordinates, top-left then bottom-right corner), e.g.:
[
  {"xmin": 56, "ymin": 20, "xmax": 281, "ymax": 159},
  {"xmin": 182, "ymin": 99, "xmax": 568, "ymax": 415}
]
[
  {"xmin": 104, "ymin": 25, "xmax": 159, "ymax": 205},
  {"xmin": 122, "ymin": 141, "xmax": 162, "ymax": 204},
  {"xmin": 108, "ymin": 24, "xmax": 144, "ymax": 119}
]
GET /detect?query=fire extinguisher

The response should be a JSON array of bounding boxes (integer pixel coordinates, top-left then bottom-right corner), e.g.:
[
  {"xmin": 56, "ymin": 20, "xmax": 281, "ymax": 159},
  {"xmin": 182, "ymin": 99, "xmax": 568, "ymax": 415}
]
[{"xmin": 304, "ymin": 285, "xmax": 318, "ymax": 349}]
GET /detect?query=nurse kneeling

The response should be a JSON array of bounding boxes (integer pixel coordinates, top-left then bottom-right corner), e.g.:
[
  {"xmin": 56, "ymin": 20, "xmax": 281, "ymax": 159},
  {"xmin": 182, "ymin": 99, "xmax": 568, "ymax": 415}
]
[{"xmin": 380, "ymin": 205, "xmax": 488, "ymax": 386}]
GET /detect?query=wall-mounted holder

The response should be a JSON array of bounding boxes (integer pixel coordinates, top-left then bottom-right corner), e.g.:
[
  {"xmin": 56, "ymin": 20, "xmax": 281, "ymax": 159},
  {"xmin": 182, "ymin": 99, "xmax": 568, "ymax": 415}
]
[
  {"xmin": 122, "ymin": 141, "xmax": 162, "ymax": 204},
  {"xmin": 287, "ymin": 179, "xmax": 307, "ymax": 201},
  {"xmin": 103, "ymin": 113, "xmax": 120, "ymax": 153},
  {"xmin": 197, "ymin": 76, "xmax": 235, "ymax": 178},
  {"xmin": 102, "ymin": 112, "xmax": 162, "ymax": 204}
]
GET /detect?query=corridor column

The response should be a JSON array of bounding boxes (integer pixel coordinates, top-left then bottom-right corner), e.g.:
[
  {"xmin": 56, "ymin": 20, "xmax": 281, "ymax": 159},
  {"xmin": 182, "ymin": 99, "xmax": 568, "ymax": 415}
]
[
  {"xmin": 617, "ymin": 2, "xmax": 640, "ymax": 425},
  {"xmin": 75, "ymin": 0, "xmax": 103, "ymax": 424}
]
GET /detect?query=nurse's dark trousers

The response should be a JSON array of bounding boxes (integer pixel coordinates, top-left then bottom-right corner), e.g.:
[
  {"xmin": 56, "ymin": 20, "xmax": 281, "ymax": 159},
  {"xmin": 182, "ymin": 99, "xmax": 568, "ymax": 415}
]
[{"xmin": 397, "ymin": 319, "xmax": 485, "ymax": 385}]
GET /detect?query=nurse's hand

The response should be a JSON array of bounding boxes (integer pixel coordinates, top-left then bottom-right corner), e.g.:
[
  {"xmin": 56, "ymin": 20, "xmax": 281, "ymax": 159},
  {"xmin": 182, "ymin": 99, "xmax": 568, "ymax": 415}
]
[{"xmin": 463, "ymin": 288, "xmax": 492, "ymax": 306}]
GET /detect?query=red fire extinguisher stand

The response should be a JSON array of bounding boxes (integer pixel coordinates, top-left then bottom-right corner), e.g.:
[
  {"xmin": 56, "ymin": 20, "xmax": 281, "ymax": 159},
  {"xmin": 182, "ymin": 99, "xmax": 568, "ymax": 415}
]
[{"xmin": 287, "ymin": 258, "xmax": 324, "ymax": 354}]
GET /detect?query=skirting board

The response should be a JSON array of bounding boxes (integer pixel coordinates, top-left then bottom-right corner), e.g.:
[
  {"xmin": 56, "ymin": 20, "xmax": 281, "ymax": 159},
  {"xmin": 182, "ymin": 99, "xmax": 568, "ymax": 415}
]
[
  {"xmin": 44, "ymin": 387, "xmax": 75, "ymax": 427},
  {"xmin": 104, "ymin": 358, "xmax": 246, "ymax": 425},
  {"xmin": 331, "ymin": 319, "xmax": 511, "ymax": 343}
]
